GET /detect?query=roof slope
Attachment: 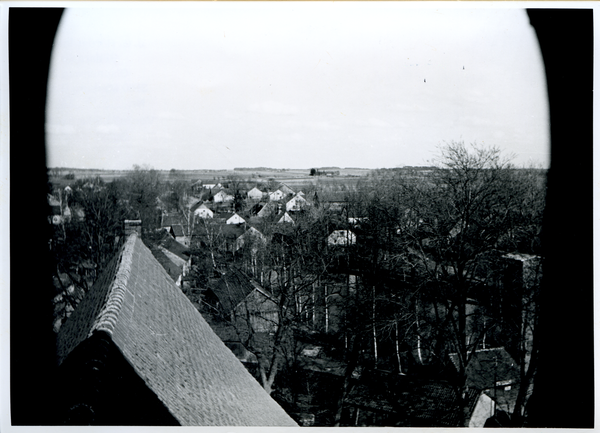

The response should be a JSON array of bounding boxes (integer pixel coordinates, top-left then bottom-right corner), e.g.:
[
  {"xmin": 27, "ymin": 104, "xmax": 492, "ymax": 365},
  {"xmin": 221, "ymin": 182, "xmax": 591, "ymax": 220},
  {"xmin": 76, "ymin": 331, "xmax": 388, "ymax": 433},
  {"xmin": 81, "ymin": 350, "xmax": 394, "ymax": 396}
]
[
  {"xmin": 56, "ymin": 234, "xmax": 297, "ymax": 426},
  {"xmin": 450, "ymin": 347, "xmax": 519, "ymax": 390},
  {"xmin": 208, "ymin": 268, "xmax": 256, "ymax": 313},
  {"xmin": 157, "ymin": 233, "xmax": 190, "ymax": 261},
  {"xmin": 151, "ymin": 247, "xmax": 184, "ymax": 282}
]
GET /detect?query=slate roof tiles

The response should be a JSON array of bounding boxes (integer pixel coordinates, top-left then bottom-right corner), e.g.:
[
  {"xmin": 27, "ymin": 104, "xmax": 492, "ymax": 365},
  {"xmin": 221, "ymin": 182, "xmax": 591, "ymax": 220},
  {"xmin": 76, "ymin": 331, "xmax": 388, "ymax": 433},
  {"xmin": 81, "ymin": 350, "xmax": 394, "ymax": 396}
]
[{"xmin": 56, "ymin": 234, "xmax": 297, "ymax": 426}]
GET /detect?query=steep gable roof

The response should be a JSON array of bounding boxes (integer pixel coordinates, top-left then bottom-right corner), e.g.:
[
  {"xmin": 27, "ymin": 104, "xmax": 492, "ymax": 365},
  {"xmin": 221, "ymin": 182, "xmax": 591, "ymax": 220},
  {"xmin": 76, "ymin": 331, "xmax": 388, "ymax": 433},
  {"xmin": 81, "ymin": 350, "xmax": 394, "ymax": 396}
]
[
  {"xmin": 56, "ymin": 234, "xmax": 296, "ymax": 426},
  {"xmin": 194, "ymin": 203, "xmax": 214, "ymax": 217},
  {"xmin": 247, "ymin": 187, "xmax": 263, "ymax": 199},
  {"xmin": 235, "ymin": 227, "xmax": 267, "ymax": 252},
  {"xmin": 286, "ymin": 194, "xmax": 307, "ymax": 212},
  {"xmin": 278, "ymin": 183, "xmax": 294, "ymax": 195},
  {"xmin": 226, "ymin": 213, "xmax": 246, "ymax": 225},
  {"xmin": 278, "ymin": 212, "xmax": 295, "ymax": 224},
  {"xmin": 257, "ymin": 201, "xmax": 280, "ymax": 218},
  {"xmin": 157, "ymin": 233, "xmax": 190, "ymax": 261},
  {"xmin": 208, "ymin": 268, "xmax": 256, "ymax": 313}
]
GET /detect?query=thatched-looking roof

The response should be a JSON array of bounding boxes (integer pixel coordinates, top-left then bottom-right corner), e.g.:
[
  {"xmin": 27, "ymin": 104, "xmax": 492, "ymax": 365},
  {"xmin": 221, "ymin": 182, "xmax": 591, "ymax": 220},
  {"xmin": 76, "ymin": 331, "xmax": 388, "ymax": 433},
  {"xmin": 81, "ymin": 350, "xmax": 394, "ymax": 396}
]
[{"xmin": 56, "ymin": 234, "xmax": 297, "ymax": 426}]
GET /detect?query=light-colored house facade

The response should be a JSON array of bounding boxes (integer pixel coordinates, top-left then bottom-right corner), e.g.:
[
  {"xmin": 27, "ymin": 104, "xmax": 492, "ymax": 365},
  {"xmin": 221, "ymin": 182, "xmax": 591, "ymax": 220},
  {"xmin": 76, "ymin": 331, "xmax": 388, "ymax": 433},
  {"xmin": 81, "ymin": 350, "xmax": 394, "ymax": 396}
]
[
  {"xmin": 286, "ymin": 194, "xmax": 307, "ymax": 212},
  {"xmin": 278, "ymin": 212, "xmax": 295, "ymax": 224},
  {"xmin": 268, "ymin": 190, "xmax": 285, "ymax": 201},
  {"xmin": 227, "ymin": 213, "xmax": 246, "ymax": 225},
  {"xmin": 247, "ymin": 187, "xmax": 263, "ymax": 200},
  {"xmin": 194, "ymin": 204, "xmax": 214, "ymax": 219},
  {"xmin": 214, "ymin": 190, "xmax": 234, "ymax": 203}
]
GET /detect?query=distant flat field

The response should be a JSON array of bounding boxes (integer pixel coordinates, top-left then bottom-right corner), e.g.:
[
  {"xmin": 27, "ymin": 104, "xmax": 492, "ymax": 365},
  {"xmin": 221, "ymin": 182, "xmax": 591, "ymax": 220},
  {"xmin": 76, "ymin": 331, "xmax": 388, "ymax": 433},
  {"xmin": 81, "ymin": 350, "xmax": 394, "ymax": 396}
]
[{"xmin": 47, "ymin": 167, "xmax": 372, "ymax": 185}]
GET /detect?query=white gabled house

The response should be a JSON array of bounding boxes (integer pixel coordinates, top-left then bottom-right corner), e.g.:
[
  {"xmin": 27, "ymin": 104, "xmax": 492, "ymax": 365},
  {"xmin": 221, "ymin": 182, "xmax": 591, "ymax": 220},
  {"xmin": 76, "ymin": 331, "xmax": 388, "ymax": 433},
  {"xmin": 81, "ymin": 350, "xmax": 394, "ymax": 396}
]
[
  {"xmin": 286, "ymin": 194, "xmax": 308, "ymax": 212},
  {"xmin": 327, "ymin": 230, "xmax": 357, "ymax": 246},
  {"xmin": 194, "ymin": 204, "xmax": 214, "ymax": 219},
  {"xmin": 247, "ymin": 187, "xmax": 263, "ymax": 200},
  {"xmin": 278, "ymin": 212, "xmax": 295, "ymax": 224},
  {"xmin": 268, "ymin": 190, "xmax": 285, "ymax": 202},
  {"xmin": 226, "ymin": 213, "xmax": 246, "ymax": 225},
  {"xmin": 214, "ymin": 190, "xmax": 234, "ymax": 203}
]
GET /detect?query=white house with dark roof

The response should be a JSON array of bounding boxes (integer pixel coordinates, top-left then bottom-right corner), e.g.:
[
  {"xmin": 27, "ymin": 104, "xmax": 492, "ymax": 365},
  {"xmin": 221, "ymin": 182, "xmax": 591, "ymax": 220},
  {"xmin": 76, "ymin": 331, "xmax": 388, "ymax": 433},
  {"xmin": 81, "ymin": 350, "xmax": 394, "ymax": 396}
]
[{"xmin": 55, "ymin": 231, "xmax": 297, "ymax": 426}]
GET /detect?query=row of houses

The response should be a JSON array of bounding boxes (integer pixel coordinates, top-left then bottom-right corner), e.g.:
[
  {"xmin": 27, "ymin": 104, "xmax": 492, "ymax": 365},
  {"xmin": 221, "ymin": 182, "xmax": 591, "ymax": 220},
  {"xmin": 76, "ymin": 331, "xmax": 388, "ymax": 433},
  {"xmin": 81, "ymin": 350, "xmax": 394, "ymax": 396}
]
[{"xmin": 190, "ymin": 180, "xmax": 301, "ymax": 203}]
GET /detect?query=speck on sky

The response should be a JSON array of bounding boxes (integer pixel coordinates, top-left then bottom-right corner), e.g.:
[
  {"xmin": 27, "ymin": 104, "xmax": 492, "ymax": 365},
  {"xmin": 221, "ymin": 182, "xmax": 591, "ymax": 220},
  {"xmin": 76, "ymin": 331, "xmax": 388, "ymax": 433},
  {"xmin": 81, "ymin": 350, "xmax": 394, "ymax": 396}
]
[{"xmin": 46, "ymin": 3, "xmax": 550, "ymax": 171}]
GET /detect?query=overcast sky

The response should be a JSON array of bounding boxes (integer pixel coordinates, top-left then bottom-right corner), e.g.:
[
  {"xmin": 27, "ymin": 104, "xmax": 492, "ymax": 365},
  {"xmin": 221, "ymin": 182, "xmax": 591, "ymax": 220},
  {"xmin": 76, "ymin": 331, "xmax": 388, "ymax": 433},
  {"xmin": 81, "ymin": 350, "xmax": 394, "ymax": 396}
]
[{"xmin": 46, "ymin": 4, "xmax": 550, "ymax": 170}]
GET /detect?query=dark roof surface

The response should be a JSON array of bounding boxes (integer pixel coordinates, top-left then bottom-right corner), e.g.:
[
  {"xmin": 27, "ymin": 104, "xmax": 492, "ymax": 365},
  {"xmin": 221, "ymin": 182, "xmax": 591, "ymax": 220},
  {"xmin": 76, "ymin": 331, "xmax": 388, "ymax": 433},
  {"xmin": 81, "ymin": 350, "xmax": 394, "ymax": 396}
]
[
  {"xmin": 450, "ymin": 347, "xmax": 519, "ymax": 390},
  {"xmin": 161, "ymin": 213, "xmax": 185, "ymax": 227},
  {"xmin": 170, "ymin": 224, "xmax": 186, "ymax": 237},
  {"xmin": 157, "ymin": 232, "xmax": 190, "ymax": 261},
  {"xmin": 208, "ymin": 268, "xmax": 257, "ymax": 313},
  {"xmin": 193, "ymin": 223, "xmax": 245, "ymax": 240},
  {"xmin": 56, "ymin": 234, "xmax": 296, "ymax": 426},
  {"xmin": 151, "ymin": 247, "xmax": 183, "ymax": 282}
]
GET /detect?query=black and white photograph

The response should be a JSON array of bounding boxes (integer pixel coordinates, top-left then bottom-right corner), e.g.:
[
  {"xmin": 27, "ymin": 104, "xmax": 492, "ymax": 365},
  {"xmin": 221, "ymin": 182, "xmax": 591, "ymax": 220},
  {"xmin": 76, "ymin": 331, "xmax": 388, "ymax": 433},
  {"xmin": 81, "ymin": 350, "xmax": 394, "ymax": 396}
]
[{"xmin": 4, "ymin": 3, "xmax": 594, "ymax": 429}]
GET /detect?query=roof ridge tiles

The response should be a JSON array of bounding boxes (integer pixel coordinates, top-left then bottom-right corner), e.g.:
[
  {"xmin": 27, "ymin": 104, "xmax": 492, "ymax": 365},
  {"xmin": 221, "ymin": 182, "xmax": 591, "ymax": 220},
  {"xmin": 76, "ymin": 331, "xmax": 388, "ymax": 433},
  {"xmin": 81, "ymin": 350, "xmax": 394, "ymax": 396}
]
[{"xmin": 90, "ymin": 234, "xmax": 136, "ymax": 336}]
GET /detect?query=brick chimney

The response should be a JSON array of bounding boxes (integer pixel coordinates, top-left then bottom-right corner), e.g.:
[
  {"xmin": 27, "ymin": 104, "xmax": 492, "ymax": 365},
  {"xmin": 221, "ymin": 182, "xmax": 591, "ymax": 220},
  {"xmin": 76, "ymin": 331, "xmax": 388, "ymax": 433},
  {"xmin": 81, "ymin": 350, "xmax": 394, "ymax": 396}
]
[{"xmin": 124, "ymin": 219, "xmax": 142, "ymax": 236}]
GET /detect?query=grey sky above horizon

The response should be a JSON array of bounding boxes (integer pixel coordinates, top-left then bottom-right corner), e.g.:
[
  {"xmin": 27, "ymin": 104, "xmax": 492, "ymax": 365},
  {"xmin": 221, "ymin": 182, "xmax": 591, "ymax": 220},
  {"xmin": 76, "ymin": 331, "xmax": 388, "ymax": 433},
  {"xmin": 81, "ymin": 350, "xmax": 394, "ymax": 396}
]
[{"xmin": 46, "ymin": 4, "xmax": 550, "ymax": 171}]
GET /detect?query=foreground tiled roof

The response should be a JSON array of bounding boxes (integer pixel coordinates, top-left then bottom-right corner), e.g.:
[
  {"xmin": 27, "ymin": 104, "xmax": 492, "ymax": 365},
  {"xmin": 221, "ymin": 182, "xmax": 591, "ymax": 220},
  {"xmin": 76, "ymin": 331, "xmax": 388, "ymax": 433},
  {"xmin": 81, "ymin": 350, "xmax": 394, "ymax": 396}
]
[{"xmin": 56, "ymin": 234, "xmax": 297, "ymax": 426}]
